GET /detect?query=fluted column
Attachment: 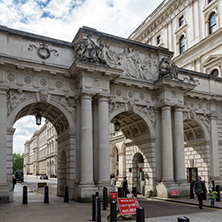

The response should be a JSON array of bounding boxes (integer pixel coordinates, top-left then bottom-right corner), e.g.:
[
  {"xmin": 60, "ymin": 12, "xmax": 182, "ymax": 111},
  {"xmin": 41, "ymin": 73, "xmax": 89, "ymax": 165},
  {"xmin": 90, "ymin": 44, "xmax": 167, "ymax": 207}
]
[
  {"xmin": 161, "ymin": 106, "xmax": 174, "ymax": 182},
  {"xmin": 80, "ymin": 94, "xmax": 94, "ymax": 185},
  {"xmin": 97, "ymin": 97, "xmax": 110, "ymax": 184},
  {"xmin": 174, "ymin": 107, "xmax": 186, "ymax": 182}
]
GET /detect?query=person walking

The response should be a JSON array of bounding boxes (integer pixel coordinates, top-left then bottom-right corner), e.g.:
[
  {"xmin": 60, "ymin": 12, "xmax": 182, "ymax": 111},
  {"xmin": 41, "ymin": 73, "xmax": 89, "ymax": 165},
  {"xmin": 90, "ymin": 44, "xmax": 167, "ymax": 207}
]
[
  {"xmin": 193, "ymin": 176, "xmax": 207, "ymax": 209},
  {"xmin": 12, "ymin": 175, "xmax": 16, "ymax": 191},
  {"xmin": 121, "ymin": 176, "xmax": 128, "ymax": 197}
]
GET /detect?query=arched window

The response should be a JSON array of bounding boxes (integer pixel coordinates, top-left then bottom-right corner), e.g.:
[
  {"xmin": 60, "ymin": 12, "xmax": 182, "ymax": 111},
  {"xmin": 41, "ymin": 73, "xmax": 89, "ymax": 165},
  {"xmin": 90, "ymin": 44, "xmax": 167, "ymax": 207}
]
[
  {"xmin": 179, "ymin": 35, "xmax": 185, "ymax": 54},
  {"xmin": 210, "ymin": 69, "xmax": 219, "ymax": 77},
  {"xmin": 209, "ymin": 12, "xmax": 216, "ymax": 34}
]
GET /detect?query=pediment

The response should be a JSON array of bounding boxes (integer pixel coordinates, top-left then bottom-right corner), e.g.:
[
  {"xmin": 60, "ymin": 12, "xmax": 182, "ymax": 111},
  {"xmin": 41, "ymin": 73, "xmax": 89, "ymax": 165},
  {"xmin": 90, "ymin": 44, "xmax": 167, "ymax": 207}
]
[{"xmin": 203, "ymin": 54, "xmax": 222, "ymax": 67}]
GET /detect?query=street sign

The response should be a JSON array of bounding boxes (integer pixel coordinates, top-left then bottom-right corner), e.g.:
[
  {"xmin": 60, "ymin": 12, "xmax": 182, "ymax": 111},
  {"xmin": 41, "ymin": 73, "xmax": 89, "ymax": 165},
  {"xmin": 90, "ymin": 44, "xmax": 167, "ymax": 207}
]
[
  {"xmin": 110, "ymin": 192, "xmax": 118, "ymax": 199},
  {"xmin": 117, "ymin": 198, "xmax": 140, "ymax": 215}
]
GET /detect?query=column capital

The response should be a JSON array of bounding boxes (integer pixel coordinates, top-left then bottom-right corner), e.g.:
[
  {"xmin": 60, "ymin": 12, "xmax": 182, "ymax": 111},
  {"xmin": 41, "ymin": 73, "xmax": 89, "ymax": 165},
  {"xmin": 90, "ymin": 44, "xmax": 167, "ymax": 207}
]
[{"xmin": 161, "ymin": 105, "xmax": 171, "ymax": 111}]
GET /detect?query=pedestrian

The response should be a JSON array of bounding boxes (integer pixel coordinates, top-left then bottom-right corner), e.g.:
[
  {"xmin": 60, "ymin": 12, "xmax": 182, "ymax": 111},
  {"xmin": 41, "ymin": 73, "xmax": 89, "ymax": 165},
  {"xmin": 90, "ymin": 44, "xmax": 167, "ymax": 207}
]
[
  {"xmin": 193, "ymin": 176, "xmax": 207, "ymax": 209},
  {"xmin": 121, "ymin": 176, "xmax": 128, "ymax": 197},
  {"xmin": 111, "ymin": 177, "xmax": 116, "ymax": 186},
  {"xmin": 208, "ymin": 188, "xmax": 218, "ymax": 207},
  {"xmin": 12, "ymin": 175, "xmax": 16, "ymax": 191}
]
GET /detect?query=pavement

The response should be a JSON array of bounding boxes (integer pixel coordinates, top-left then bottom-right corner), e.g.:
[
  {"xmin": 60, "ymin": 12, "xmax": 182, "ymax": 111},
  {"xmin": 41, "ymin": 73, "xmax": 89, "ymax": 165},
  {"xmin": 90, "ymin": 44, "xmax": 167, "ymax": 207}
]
[{"xmin": 0, "ymin": 177, "xmax": 222, "ymax": 222}]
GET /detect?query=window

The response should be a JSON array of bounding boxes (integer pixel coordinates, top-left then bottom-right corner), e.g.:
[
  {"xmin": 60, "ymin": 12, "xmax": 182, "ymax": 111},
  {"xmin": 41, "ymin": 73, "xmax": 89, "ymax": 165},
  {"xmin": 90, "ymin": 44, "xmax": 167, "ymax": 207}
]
[
  {"xmin": 179, "ymin": 35, "xmax": 185, "ymax": 54},
  {"xmin": 210, "ymin": 69, "xmax": 219, "ymax": 77},
  {"xmin": 209, "ymin": 12, "xmax": 216, "ymax": 34},
  {"xmin": 157, "ymin": 35, "xmax": 161, "ymax": 45},
  {"xmin": 179, "ymin": 16, "xmax": 184, "ymax": 27}
]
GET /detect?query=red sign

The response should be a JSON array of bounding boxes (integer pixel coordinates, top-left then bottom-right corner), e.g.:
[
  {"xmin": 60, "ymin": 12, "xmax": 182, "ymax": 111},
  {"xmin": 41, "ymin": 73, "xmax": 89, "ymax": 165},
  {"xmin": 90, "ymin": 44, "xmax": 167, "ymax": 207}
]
[
  {"xmin": 170, "ymin": 189, "xmax": 179, "ymax": 196},
  {"xmin": 117, "ymin": 198, "xmax": 140, "ymax": 215},
  {"xmin": 110, "ymin": 192, "xmax": 118, "ymax": 199}
]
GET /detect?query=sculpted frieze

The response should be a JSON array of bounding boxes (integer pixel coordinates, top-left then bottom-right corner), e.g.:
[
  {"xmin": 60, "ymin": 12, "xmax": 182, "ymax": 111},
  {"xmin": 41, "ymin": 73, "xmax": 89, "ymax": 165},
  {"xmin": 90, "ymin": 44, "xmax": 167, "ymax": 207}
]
[
  {"xmin": 74, "ymin": 36, "xmax": 159, "ymax": 81},
  {"xmin": 159, "ymin": 57, "xmax": 178, "ymax": 80},
  {"xmin": 108, "ymin": 99, "xmax": 125, "ymax": 113},
  {"xmin": 137, "ymin": 105, "xmax": 156, "ymax": 126},
  {"xmin": 7, "ymin": 89, "xmax": 35, "ymax": 116}
]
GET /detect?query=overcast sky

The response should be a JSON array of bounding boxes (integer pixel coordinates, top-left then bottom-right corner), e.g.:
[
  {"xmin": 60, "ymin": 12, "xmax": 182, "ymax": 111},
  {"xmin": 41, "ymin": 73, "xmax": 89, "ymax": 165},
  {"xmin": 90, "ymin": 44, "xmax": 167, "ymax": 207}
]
[{"xmin": 0, "ymin": 0, "xmax": 163, "ymax": 153}]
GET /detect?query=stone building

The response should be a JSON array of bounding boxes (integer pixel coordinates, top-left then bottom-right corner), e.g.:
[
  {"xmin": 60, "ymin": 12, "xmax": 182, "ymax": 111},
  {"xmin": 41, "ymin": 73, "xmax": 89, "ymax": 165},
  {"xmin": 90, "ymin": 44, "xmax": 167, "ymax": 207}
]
[
  {"xmin": 130, "ymin": 0, "xmax": 222, "ymax": 77},
  {"xmin": 0, "ymin": 22, "xmax": 222, "ymax": 202},
  {"xmin": 23, "ymin": 120, "xmax": 57, "ymax": 177}
]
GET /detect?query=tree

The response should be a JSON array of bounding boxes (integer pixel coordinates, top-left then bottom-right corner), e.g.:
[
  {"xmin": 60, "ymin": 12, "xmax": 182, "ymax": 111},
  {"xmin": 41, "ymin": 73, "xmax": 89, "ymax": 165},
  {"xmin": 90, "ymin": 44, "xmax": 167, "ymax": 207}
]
[{"xmin": 13, "ymin": 153, "xmax": 24, "ymax": 174}]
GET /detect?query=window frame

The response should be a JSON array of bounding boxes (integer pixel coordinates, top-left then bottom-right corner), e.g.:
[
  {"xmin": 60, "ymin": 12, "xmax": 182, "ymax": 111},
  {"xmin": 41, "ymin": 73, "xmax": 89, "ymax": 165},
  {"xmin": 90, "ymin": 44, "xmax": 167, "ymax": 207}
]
[
  {"xmin": 179, "ymin": 35, "xmax": 185, "ymax": 54},
  {"xmin": 209, "ymin": 12, "xmax": 216, "ymax": 34}
]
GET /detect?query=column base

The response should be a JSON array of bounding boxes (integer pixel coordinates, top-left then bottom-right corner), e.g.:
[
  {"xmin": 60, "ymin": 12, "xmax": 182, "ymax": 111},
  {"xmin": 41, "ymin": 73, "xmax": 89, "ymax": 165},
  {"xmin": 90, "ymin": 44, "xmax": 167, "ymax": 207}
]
[
  {"xmin": 73, "ymin": 184, "xmax": 97, "ymax": 202},
  {"xmin": 0, "ymin": 183, "xmax": 12, "ymax": 203},
  {"xmin": 156, "ymin": 181, "xmax": 190, "ymax": 198}
]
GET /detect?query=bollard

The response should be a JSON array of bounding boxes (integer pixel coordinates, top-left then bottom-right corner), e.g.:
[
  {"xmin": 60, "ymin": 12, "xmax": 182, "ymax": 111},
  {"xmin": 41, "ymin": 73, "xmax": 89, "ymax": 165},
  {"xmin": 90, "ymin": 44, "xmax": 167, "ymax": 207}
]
[
  {"xmin": 216, "ymin": 185, "xmax": 220, "ymax": 202},
  {"xmin": 96, "ymin": 196, "xmax": 101, "ymax": 222},
  {"xmin": 110, "ymin": 200, "xmax": 117, "ymax": 222},
  {"xmin": 92, "ymin": 194, "xmax": 96, "ymax": 221},
  {"xmin": 190, "ymin": 183, "xmax": 194, "ymax": 199},
  {"xmin": 64, "ymin": 186, "xmax": 69, "ymax": 203},
  {"xmin": 95, "ymin": 191, "xmax": 99, "ymax": 197},
  {"xmin": 178, "ymin": 216, "xmax": 190, "ymax": 222},
  {"xmin": 118, "ymin": 187, "xmax": 123, "ymax": 197},
  {"xmin": 103, "ymin": 188, "xmax": 106, "ymax": 210},
  {"xmin": 136, "ymin": 207, "xmax": 145, "ymax": 222},
  {"xmin": 132, "ymin": 187, "xmax": 137, "ymax": 197},
  {"xmin": 44, "ymin": 185, "xmax": 49, "ymax": 203},
  {"xmin": 22, "ymin": 185, "xmax": 28, "ymax": 204},
  {"xmin": 105, "ymin": 187, "xmax": 108, "ymax": 207}
]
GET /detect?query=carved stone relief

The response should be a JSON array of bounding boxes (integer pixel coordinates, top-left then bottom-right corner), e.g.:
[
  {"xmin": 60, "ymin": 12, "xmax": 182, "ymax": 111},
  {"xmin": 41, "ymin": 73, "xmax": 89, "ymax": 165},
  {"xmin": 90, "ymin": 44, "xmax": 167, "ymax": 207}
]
[
  {"xmin": 159, "ymin": 57, "xmax": 178, "ymax": 80},
  {"xmin": 136, "ymin": 105, "xmax": 156, "ymax": 126},
  {"xmin": 7, "ymin": 89, "xmax": 35, "ymax": 116},
  {"xmin": 108, "ymin": 99, "xmax": 125, "ymax": 113},
  {"xmin": 28, "ymin": 43, "xmax": 59, "ymax": 59}
]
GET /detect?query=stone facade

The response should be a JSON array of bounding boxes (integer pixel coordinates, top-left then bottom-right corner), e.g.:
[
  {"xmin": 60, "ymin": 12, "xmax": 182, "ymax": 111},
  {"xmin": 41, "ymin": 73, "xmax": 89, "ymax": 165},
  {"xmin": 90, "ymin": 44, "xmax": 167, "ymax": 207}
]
[
  {"xmin": 0, "ymin": 23, "xmax": 222, "ymax": 203},
  {"xmin": 23, "ymin": 121, "xmax": 57, "ymax": 177},
  {"xmin": 130, "ymin": 0, "xmax": 222, "ymax": 76}
]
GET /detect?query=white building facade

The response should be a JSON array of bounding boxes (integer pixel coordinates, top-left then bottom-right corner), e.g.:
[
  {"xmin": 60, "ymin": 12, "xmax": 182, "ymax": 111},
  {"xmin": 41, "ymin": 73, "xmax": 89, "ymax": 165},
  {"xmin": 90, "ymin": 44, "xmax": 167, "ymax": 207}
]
[
  {"xmin": 130, "ymin": 0, "xmax": 222, "ymax": 77},
  {"xmin": 23, "ymin": 121, "xmax": 57, "ymax": 177}
]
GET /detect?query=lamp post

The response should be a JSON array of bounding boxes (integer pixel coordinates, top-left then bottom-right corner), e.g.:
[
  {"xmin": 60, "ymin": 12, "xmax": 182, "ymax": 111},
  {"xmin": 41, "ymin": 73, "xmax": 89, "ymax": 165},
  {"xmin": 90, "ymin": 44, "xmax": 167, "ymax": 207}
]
[{"xmin": 35, "ymin": 111, "xmax": 42, "ymax": 126}]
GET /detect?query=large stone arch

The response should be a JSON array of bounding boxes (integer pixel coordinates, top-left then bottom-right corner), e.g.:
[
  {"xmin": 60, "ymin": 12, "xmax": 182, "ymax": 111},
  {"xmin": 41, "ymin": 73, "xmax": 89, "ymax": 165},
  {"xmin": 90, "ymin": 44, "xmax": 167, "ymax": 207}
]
[{"xmin": 6, "ymin": 92, "xmax": 76, "ymax": 200}]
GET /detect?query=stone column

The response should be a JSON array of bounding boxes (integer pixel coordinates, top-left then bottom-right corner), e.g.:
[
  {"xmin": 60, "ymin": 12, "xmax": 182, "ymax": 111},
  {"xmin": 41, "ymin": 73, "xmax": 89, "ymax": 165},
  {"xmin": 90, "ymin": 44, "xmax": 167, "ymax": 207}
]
[
  {"xmin": 210, "ymin": 114, "xmax": 220, "ymax": 179},
  {"xmin": 161, "ymin": 106, "xmax": 174, "ymax": 182},
  {"xmin": 80, "ymin": 94, "xmax": 94, "ymax": 185},
  {"xmin": 174, "ymin": 107, "xmax": 186, "ymax": 182},
  {"xmin": 97, "ymin": 97, "xmax": 110, "ymax": 184},
  {"xmin": 0, "ymin": 89, "xmax": 9, "ymax": 202}
]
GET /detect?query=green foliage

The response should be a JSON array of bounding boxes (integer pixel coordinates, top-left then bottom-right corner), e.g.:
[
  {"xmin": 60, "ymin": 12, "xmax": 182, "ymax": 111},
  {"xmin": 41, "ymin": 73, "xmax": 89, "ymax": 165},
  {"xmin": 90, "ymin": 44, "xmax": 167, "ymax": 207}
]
[{"xmin": 13, "ymin": 153, "xmax": 24, "ymax": 174}]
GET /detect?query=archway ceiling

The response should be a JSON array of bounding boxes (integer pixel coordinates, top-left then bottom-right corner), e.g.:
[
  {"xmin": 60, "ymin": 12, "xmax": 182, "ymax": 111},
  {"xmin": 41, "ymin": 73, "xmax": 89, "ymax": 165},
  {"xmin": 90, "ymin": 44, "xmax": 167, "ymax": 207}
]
[
  {"xmin": 111, "ymin": 112, "xmax": 150, "ymax": 139},
  {"xmin": 184, "ymin": 119, "xmax": 204, "ymax": 142},
  {"xmin": 15, "ymin": 102, "xmax": 69, "ymax": 135}
]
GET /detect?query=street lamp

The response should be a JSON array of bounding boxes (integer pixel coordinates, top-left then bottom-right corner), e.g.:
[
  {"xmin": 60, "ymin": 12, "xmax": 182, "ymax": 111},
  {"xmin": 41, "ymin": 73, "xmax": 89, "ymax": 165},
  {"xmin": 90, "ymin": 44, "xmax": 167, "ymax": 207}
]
[
  {"xmin": 114, "ymin": 120, "xmax": 120, "ymax": 131},
  {"xmin": 35, "ymin": 111, "xmax": 42, "ymax": 126}
]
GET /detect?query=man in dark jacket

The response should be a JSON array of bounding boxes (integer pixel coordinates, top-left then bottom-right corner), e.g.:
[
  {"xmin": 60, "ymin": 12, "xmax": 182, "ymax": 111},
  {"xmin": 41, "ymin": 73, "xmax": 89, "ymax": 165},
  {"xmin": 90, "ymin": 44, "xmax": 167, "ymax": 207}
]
[
  {"xmin": 193, "ymin": 176, "xmax": 207, "ymax": 209},
  {"xmin": 121, "ymin": 176, "xmax": 128, "ymax": 197}
]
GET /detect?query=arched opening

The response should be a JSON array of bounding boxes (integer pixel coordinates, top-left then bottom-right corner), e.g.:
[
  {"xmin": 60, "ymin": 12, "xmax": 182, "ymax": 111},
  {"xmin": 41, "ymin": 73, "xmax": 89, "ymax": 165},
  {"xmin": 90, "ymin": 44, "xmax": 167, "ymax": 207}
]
[
  {"xmin": 8, "ymin": 97, "xmax": 75, "ymax": 200},
  {"xmin": 183, "ymin": 119, "xmax": 209, "ymax": 185},
  {"xmin": 210, "ymin": 69, "xmax": 219, "ymax": 77},
  {"xmin": 110, "ymin": 111, "xmax": 155, "ymax": 195},
  {"xmin": 132, "ymin": 153, "xmax": 144, "ymax": 194}
]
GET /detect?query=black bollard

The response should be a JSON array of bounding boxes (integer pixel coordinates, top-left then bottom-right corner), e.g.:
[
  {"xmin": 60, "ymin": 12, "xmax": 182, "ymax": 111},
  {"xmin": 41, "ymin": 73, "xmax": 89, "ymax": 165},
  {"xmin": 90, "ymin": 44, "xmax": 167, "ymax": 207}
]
[
  {"xmin": 103, "ymin": 188, "xmax": 106, "ymax": 210},
  {"xmin": 96, "ymin": 196, "xmax": 101, "ymax": 222},
  {"xmin": 136, "ymin": 207, "xmax": 145, "ymax": 222},
  {"xmin": 95, "ymin": 191, "xmax": 99, "ymax": 197},
  {"xmin": 216, "ymin": 185, "xmax": 220, "ymax": 202},
  {"xmin": 44, "ymin": 185, "xmax": 49, "ymax": 203},
  {"xmin": 132, "ymin": 187, "xmax": 137, "ymax": 197},
  {"xmin": 64, "ymin": 186, "xmax": 69, "ymax": 203},
  {"xmin": 118, "ymin": 187, "xmax": 123, "ymax": 197},
  {"xmin": 22, "ymin": 185, "xmax": 28, "ymax": 204},
  {"xmin": 92, "ymin": 194, "xmax": 96, "ymax": 221},
  {"xmin": 105, "ymin": 187, "xmax": 108, "ymax": 207},
  {"xmin": 190, "ymin": 183, "xmax": 194, "ymax": 199},
  {"xmin": 110, "ymin": 200, "xmax": 117, "ymax": 222}
]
